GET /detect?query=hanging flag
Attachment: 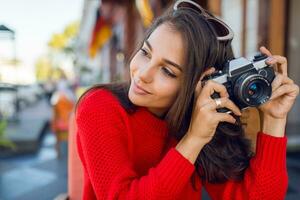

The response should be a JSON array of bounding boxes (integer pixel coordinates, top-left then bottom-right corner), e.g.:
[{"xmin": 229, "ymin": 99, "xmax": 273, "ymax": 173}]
[
  {"xmin": 89, "ymin": 8, "xmax": 112, "ymax": 58},
  {"xmin": 135, "ymin": 0, "xmax": 154, "ymax": 28}
]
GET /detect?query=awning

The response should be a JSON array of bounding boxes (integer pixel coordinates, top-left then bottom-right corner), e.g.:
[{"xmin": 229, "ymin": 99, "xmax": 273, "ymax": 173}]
[{"xmin": 0, "ymin": 24, "xmax": 15, "ymax": 39}]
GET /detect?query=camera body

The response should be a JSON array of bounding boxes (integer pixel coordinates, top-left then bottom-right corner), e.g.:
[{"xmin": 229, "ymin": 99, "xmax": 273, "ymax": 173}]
[{"xmin": 204, "ymin": 53, "xmax": 275, "ymax": 112}]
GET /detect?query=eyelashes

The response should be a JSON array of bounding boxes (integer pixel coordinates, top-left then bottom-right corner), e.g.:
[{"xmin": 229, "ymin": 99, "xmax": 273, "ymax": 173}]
[
  {"xmin": 139, "ymin": 48, "xmax": 177, "ymax": 78},
  {"xmin": 161, "ymin": 67, "xmax": 177, "ymax": 78},
  {"xmin": 140, "ymin": 48, "xmax": 149, "ymax": 56}
]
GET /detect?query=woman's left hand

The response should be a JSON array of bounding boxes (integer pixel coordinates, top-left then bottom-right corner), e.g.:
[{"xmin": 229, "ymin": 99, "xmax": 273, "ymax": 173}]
[
  {"xmin": 258, "ymin": 46, "xmax": 299, "ymax": 119},
  {"xmin": 258, "ymin": 47, "xmax": 299, "ymax": 136}
]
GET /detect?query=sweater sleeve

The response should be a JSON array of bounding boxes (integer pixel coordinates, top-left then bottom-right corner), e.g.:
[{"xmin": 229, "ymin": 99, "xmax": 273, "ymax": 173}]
[
  {"xmin": 75, "ymin": 90, "xmax": 195, "ymax": 200},
  {"xmin": 204, "ymin": 132, "xmax": 288, "ymax": 200}
]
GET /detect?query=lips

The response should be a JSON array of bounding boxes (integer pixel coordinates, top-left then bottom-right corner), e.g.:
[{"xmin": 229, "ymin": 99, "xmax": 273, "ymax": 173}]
[{"xmin": 133, "ymin": 80, "xmax": 151, "ymax": 94}]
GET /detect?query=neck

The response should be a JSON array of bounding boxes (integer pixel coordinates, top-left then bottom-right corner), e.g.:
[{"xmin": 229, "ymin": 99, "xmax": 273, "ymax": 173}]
[{"xmin": 147, "ymin": 107, "xmax": 167, "ymax": 119}]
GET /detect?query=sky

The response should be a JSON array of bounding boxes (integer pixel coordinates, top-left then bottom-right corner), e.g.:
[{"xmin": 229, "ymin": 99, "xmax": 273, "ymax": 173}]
[{"xmin": 0, "ymin": 0, "xmax": 84, "ymax": 81}]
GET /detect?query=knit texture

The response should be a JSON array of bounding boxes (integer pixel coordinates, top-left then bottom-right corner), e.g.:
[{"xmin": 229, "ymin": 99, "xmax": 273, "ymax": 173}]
[{"xmin": 76, "ymin": 89, "xmax": 288, "ymax": 200}]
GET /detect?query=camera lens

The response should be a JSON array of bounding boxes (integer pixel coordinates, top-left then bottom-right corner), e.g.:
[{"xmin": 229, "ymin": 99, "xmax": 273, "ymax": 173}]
[
  {"xmin": 234, "ymin": 74, "xmax": 272, "ymax": 107},
  {"xmin": 246, "ymin": 81, "xmax": 264, "ymax": 100},
  {"xmin": 248, "ymin": 83, "xmax": 259, "ymax": 97}
]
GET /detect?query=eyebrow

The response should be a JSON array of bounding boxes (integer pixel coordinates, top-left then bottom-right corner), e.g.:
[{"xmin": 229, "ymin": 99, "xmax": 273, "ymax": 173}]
[{"xmin": 145, "ymin": 40, "xmax": 183, "ymax": 72}]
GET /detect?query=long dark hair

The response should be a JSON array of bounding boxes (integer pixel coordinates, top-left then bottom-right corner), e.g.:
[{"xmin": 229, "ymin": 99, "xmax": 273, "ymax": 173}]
[{"xmin": 77, "ymin": 6, "xmax": 252, "ymax": 184}]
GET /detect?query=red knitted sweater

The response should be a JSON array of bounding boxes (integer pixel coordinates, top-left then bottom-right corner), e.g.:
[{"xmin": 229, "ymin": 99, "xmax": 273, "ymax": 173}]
[{"xmin": 76, "ymin": 89, "xmax": 288, "ymax": 200}]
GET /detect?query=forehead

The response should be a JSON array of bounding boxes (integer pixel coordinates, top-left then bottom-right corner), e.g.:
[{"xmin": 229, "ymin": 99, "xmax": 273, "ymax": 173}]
[{"xmin": 147, "ymin": 24, "xmax": 185, "ymax": 66}]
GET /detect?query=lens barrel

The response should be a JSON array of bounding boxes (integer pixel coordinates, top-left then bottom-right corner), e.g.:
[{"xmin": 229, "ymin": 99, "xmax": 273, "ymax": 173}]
[{"xmin": 234, "ymin": 73, "xmax": 272, "ymax": 107}]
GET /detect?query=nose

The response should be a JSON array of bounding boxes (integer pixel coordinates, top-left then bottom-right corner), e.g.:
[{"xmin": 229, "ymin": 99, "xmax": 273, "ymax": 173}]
[{"xmin": 137, "ymin": 63, "xmax": 154, "ymax": 83}]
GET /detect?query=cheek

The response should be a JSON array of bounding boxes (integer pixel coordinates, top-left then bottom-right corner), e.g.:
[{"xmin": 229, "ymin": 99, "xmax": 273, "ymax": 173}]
[
  {"xmin": 129, "ymin": 53, "xmax": 141, "ymax": 77},
  {"xmin": 154, "ymin": 80, "xmax": 180, "ymax": 102}
]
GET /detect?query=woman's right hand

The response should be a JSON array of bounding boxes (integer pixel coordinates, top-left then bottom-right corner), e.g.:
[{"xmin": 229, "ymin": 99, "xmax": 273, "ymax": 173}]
[
  {"xmin": 186, "ymin": 69, "xmax": 242, "ymax": 146},
  {"xmin": 176, "ymin": 68, "xmax": 242, "ymax": 164}
]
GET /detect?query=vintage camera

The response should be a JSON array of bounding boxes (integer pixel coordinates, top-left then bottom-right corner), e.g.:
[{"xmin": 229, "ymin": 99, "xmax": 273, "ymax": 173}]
[{"xmin": 203, "ymin": 53, "xmax": 275, "ymax": 112}]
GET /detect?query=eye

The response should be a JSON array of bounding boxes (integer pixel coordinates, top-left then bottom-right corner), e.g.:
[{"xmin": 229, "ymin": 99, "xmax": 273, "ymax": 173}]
[
  {"xmin": 162, "ymin": 67, "xmax": 177, "ymax": 78},
  {"xmin": 140, "ymin": 48, "xmax": 150, "ymax": 58}
]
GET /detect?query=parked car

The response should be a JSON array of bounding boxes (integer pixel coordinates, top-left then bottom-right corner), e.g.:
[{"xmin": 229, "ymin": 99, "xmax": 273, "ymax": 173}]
[
  {"xmin": 0, "ymin": 83, "xmax": 18, "ymax": 120},
  {"xmin": 16, "ymin": 83, "xmax": 45, "ymax": 108}
]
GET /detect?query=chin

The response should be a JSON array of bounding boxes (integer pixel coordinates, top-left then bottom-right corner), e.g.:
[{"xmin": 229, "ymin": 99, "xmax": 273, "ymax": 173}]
[{"xmin": 128, "ymin": 88, "xmax": 148, "ymax": 107}]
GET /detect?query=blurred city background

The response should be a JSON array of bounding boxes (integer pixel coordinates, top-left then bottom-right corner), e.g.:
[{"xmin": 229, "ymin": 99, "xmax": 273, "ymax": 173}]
[{"xmin": 0, "ymin": 0, "xmax": 299, "ymax": 199}]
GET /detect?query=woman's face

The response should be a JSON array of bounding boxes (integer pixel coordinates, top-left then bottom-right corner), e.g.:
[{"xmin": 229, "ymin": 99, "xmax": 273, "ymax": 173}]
[{"xmin": 128, "ymin": 23, "xmax": 185, "ymax": 117}]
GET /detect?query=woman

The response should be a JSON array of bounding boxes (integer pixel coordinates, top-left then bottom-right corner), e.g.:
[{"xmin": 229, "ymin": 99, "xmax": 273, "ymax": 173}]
[
  {"xmin": 51, "ymin": 73, "xmax": 75, "ymax": 158},
  {"xmin": 75, "ymin": 0, "xmax": 299, "ymax": 199}
]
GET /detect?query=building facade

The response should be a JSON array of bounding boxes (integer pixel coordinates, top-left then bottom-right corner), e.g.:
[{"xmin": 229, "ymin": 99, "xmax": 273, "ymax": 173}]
[{"xmin": 75, "ymin": 0, "xmax": 300, "ymax": 149}]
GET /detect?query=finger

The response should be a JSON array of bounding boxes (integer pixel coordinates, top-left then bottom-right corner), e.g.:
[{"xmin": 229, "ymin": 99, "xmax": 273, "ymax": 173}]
[
  {"xmin": 195, "ymin": 81, "xmax": 202, "ymax": 99},
  {"xmin": 259, "ymin": 46, "xmax": 272, "ymax": 57},
  {"xmin": 266, "ymin": 55, "xmax": 288, "ymax": 76},
  {"xmin": 205, "ymin": 97, "xmax": 242, "ymax": 116},
  {"xmin": 200, "ymin": 67, "xmax": 216, "ymax": 81},
  {"xmin": 270, "ymin": 83, "xmax": 300, "ymax": 100},
  {"xmin": 259, "ymin": 46, "xmax": 282, "ymax": 73},
  {"xmin": 201, "ymin": 80, "xmax": 229, "ymax": 98},
  {"xmin": 220, "ymin": 98, "xmax": 242, "ymax": 116},
  {"xmin": 195, "ymin": 67, "xmax": 216, "ymax": 97},
  {"xmin": 216, "ymin": 113, "xmax": 236, "ymax": 124},
  {"xmin": 271, "ymin": 74, "xmax": 294, "ymax": 92}
]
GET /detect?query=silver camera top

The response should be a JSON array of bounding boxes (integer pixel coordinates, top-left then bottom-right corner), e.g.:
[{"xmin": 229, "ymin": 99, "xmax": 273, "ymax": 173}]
[{"xmin": 212, "ymin": 56, "xmax": 269, "ymax": 84}]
